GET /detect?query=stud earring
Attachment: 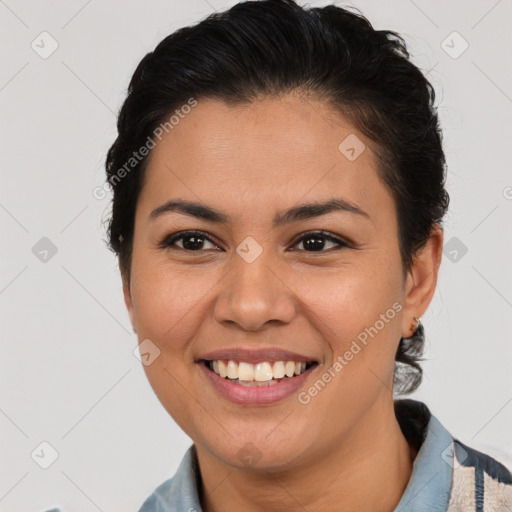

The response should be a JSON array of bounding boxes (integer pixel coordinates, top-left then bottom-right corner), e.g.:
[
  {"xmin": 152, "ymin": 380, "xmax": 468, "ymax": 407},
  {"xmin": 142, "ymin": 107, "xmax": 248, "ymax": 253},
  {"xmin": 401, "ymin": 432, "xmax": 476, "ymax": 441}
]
[{"xmin": 399, "ymin": 317, "xmax": 424, "ymax": 348}]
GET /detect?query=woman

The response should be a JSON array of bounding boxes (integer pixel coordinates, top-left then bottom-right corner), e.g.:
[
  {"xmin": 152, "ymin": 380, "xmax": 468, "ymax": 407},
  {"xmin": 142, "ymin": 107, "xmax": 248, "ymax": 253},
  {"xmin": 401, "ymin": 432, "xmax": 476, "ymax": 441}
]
[{"xmin": 104, "ymin": 1, "xmax": 512, "ymax": 510}]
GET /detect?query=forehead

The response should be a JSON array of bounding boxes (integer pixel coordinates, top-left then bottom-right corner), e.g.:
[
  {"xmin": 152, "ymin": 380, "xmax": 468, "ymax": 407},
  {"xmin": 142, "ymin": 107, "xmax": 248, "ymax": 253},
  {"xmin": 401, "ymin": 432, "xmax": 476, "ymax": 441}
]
[{"xmin": 137, "ymin": 95, "xmax": 393, "ymax": 225}]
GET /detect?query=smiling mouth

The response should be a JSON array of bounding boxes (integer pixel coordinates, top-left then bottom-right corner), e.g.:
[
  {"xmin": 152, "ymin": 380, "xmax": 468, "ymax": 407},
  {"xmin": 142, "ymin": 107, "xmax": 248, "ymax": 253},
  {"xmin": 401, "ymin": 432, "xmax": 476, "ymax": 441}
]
[{"xmin": 202, "ymin": 359, "xmax": 319, "ymax": 386}]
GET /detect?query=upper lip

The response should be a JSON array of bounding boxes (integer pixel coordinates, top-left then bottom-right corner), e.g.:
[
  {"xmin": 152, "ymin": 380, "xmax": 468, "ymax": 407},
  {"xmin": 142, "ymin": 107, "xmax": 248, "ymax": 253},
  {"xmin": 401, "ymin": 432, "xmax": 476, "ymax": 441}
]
[{"xmin": 198, "ymin": 348, "xmax": 318, "ymax": 364}]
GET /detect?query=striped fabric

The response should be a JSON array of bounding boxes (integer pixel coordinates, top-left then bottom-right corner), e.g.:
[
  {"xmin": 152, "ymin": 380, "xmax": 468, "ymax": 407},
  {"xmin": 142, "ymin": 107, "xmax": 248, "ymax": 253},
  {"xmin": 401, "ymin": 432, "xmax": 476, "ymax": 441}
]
[{"xmin": 447, "ymin": 438, "xmax": 512, "ymax": 511}]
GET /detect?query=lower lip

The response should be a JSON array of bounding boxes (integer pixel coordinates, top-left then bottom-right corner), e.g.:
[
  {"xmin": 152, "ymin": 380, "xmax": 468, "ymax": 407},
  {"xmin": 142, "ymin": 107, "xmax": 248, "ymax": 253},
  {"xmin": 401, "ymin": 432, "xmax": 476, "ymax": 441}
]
[{"xmin": 198, "ymin": 361, "xmax": 317, "ymax": 405}]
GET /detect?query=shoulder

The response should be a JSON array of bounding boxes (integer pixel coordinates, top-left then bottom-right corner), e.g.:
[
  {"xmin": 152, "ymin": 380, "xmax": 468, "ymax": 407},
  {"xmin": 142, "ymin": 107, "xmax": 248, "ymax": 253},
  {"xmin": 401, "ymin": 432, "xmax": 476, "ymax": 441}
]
[
  {"xmin": 137, "ymin": 445, "xmax": 202, "ymax": 512},
  {"xmin": 394, "ymin": 398, "xmax": 512, "ymax": 512},
  {"xmin": 137, "ymin": 477, "xmax": 179, "ymax": 512}
]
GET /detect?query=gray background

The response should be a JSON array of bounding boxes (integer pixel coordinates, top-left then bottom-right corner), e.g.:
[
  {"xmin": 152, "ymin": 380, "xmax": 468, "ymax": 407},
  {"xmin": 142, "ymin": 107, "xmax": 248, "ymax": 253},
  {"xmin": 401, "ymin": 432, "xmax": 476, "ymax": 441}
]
[{"xmin": 1, "ymin": 0, "xmax": 511, "ymax": 510}]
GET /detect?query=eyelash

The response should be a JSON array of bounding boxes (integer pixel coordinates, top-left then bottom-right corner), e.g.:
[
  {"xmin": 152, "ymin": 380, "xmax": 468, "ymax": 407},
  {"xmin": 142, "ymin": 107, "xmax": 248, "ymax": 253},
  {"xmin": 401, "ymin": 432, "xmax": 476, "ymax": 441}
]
[{"xmin": 158, "ymin": 230, "xmax": 351, "ymax": 253}]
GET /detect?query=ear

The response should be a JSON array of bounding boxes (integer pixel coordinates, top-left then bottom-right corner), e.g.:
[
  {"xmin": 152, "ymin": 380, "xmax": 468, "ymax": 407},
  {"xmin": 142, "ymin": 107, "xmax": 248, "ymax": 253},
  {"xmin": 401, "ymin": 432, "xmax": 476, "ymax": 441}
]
[
  {"xmin": 401, "ymin": 224, "xmax": 443, "ymax": 338},
  {"xmin": 120, "ymin": 259, "xmax": 136, "ymax": 334}
]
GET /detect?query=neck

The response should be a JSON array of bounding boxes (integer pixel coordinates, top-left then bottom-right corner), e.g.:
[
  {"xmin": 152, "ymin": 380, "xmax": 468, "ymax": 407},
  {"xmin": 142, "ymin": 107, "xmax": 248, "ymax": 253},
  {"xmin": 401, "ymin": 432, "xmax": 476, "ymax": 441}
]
[{"xmin": 196, "ymin": 397, "xmax": 416, "ymax": 512}]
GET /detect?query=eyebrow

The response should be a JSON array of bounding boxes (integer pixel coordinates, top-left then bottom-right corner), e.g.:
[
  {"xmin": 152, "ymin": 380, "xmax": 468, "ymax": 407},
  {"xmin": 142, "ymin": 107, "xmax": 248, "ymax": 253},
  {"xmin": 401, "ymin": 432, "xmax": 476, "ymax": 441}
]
[{"xmin": 149, "ymin": 197, "xmax": 370, "ymax": 227}]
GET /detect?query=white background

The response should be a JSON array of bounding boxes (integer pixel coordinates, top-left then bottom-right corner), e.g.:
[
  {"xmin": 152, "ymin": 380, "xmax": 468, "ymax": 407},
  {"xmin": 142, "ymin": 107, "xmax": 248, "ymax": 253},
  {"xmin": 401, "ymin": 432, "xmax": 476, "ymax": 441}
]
[{"xmin": 1, "ymin": 0, "xmax": 511, "ymax": 511}]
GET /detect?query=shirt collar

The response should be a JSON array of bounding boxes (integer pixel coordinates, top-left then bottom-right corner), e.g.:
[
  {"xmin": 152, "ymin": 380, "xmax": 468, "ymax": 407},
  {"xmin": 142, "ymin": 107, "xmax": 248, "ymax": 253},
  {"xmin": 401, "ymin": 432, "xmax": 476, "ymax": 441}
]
[{"xmin": 393, "ymin": 399, "xmax": 453, "ymax": 511}]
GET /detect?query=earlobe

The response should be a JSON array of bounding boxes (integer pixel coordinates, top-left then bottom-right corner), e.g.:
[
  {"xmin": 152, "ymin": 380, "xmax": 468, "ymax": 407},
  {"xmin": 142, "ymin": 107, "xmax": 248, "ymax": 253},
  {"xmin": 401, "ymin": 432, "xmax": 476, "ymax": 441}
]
[{"xmin": 401, "ymin": 225, "xmax": 444, "ymax": 337}]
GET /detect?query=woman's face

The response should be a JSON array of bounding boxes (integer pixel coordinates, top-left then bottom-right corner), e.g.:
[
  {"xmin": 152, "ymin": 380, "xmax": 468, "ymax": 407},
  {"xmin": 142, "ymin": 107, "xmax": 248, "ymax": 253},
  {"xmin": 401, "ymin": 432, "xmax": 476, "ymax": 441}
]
[{"xmin": 124, "ymin": 93, "xmax": 438, "ymax": 469}]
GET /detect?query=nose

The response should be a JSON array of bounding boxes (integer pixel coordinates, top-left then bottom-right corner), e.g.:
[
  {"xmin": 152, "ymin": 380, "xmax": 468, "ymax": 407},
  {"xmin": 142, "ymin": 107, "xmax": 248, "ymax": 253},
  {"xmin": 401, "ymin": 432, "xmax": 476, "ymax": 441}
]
[{"xmin": 213, "ymin": 251, "xmax": 297, "ymax": 331}]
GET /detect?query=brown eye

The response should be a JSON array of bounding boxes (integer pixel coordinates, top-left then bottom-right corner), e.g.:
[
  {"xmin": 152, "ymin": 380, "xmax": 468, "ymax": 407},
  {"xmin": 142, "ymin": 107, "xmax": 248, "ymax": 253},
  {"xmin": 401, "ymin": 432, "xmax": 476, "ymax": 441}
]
[
  {"xmin": 160, "ymin": 230, "xmax": 219, "ymax": 251},
  {"xmin": 291, "ymin": 231, "xmax": 350, "ymax": 252}
]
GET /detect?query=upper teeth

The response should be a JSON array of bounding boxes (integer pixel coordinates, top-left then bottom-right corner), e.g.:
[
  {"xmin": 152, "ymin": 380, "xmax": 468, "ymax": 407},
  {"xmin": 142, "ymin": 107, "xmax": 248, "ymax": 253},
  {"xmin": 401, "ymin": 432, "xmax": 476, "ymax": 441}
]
[{"xmin": 210, "ymin": 360, "xmax": 308, "ymax": 381}]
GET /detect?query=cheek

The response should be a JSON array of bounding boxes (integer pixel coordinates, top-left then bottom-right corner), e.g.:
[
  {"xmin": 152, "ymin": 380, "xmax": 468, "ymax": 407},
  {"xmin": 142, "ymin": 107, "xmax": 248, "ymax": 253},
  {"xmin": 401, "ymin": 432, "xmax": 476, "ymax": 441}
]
[
  {"xmin": 295, "ymin": 259, "xmax": 403, "ymax": 385},
  {"xmin": 299, "ymin": 260, "xmax": 402, "ymax": 336},
  {"xmin": 130, "ymin": 260, "xmax": 216, "ymax": 345},
  {"xmin": 130, "ymin": 264, "xmax": 213, "ymax": 432}
]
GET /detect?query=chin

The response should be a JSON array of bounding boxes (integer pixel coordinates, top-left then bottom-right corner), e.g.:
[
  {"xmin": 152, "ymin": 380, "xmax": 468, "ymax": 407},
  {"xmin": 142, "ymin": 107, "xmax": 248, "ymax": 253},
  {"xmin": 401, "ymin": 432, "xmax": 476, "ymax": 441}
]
[{"xmin": 204, "ymin": 434, "xmax": 308, "ymax": 471}]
